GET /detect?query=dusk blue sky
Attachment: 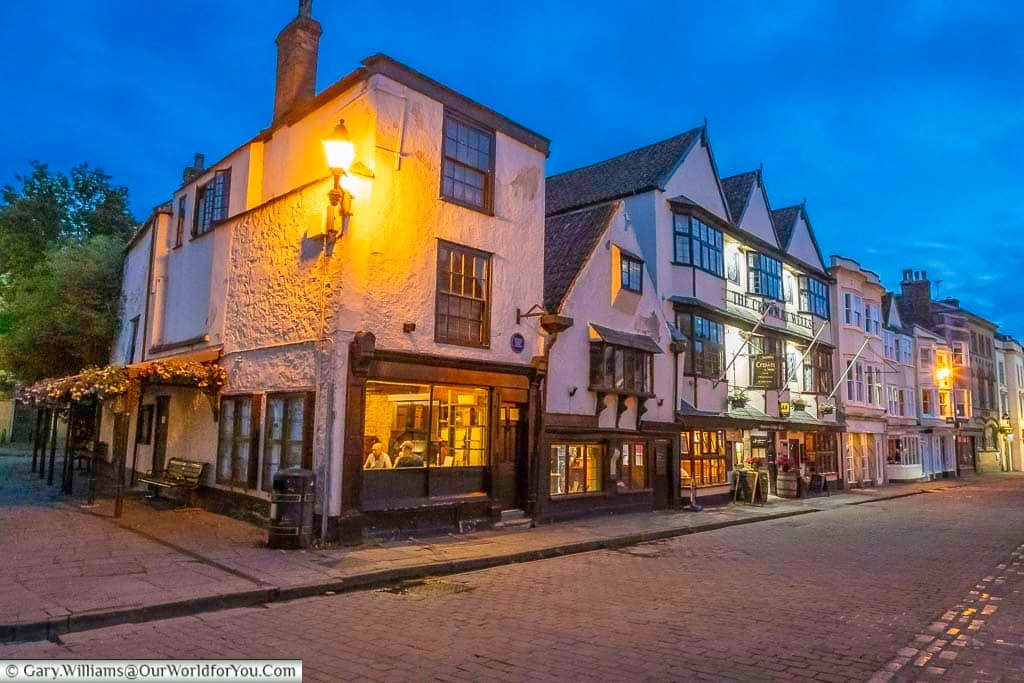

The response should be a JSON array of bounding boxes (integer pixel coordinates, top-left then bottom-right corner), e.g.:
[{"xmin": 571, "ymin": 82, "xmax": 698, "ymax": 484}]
[{"xmin": 2, "ymin": 2, "xmax": 1021, "ymax": 333}]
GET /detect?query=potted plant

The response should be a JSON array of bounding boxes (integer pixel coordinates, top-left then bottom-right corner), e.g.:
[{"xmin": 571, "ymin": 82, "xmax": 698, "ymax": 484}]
[
  {"xmin": 729, "ymin": 388, "xmax": 749, "ymax": 409},
  {"xmin": 744, "ymin": 456, "xmax": 764, "ymax": 471},
  {"xmin": 792, "ymin": 396, "xmax": 809, "ymax": 411},
  {"xmin": 819, "ymin": 401, "xmax": 835, "ymax": 415},
  {"xmin": 775, "ymin": 453, "xmax": 799, "ymax": 498}
]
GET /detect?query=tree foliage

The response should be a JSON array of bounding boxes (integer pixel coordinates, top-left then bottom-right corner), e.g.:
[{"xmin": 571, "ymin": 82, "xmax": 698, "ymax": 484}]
[{"xmin": 0, "ymin": 163, "xmax": 137, "ymax": 383}]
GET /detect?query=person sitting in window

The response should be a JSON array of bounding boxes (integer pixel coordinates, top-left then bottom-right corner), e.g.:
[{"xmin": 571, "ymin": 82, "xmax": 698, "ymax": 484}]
[
  {"xmin": 393, "ymin": 441, "xmax": 425, "ymax": 468},
  {"xmin": 363, "ymin": 442, "xmax": 392, "ymax": 470}
]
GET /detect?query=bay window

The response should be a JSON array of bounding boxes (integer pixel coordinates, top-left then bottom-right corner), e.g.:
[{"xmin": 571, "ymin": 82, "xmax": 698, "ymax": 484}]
[
  {"xmin": 677, "ymin": 313, "xmax": 725, "ymax": 378},
  {"xmin": 843, "ymin": 292, "xmax": 863, "ymax": 328},
  {"xmin": 747, "ymin": 252, "xmax": 783, "ymax": 300},
  {"xmin": 672, "ymin": 214, "xmax": 724, "ymax": 277},
  {"xmin": 802, "ymin": 348, "xmax": 834, "ymax": 395},
  {"xmin": 589, "ymin": 343, "xmax": 654, "ymax": 395},
  {"xmin": 798, "ymin": 276, "xmax": 829, "ymax": 319}
]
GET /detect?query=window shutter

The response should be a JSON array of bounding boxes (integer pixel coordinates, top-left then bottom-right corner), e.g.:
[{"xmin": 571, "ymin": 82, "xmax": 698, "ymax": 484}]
[{"xmin": 248, "ymin": 396, "xmax": 262, "ymax": 489}]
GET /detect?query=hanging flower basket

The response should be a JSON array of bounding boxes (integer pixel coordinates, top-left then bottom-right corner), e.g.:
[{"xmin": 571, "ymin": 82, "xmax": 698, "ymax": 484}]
[
  {"xmin": 792, "ymin": 397, "xmax": 809, "ymax": 410},
  {"xmin": 17, "ymin": 360, "xmax": 226, "ymax": 406}
]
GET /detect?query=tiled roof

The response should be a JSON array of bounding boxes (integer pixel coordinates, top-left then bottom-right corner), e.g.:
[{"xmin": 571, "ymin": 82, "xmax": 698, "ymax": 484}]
[
  {"xmin": 544, "ymin": 202, "xmax": 619, "ymax": 312},
  {"xmin": 771, "ymin": 205, "xmax": 801, "ymax": 248},
  {"xmin": 546, "ymin": 128, "xmax": 703, "ymax": 215},
  {"xmin": 589, "ymin": 323, "xmax": 664, "ymax": 354},
  {"xmin": 721, "ymin": 171, "xmax": 758, "ymax": 225}
]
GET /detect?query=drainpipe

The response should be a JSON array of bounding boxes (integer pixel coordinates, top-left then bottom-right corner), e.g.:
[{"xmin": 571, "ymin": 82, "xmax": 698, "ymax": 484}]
[{"xmin": 532, "ymin": 314, "xmax": 573, "ymax": 521}]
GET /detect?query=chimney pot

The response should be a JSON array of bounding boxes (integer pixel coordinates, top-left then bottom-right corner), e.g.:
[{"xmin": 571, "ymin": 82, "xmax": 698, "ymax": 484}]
[
  {"xmin": 194, "ymin": 153, "xmax": 204, "ymax": 170},
  {"xmin": 902, "ymin": 269, "xmax": 913, "ymax": 282}
]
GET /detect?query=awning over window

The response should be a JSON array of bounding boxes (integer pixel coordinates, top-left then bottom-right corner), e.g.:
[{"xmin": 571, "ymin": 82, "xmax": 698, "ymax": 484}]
[{"xmin": 588, "ymin": 323, "xmax": 663, "ymax": 354}]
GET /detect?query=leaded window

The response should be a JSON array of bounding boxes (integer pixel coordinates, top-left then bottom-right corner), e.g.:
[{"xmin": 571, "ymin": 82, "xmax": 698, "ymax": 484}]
[
  {"xmin": 678, "ymin": 313, "xmax": 725, "ymax": 378},
  {"xmin": 747, "ymin": 252, "xmax": 783, "ymax": 300},
  {"xmin": 620, "ymin": 253, "xmax": 643, "ymax": 293},
  {"xmin": 672, "ymin": 214, "xmax": 724, "ymax": 277},
  {"xmin": 193, "ymin": 169, "xmax": 230, "ymax": 237},
  {"xmin": 798, "ymin": 276, "xmax": 829, "ymax": 319},
  {"xmin": 589, "ymin": 343, "xmax": 654, "ymax": 395}
]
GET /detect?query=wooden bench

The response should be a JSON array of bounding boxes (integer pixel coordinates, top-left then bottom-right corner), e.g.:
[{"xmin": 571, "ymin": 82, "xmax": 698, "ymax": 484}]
[{"xmin": 139, "ymin": 458, "xmax": 206, "ymax": 507}]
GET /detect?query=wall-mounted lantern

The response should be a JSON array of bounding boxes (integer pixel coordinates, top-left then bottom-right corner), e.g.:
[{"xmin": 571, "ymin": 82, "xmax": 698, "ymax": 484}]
[{"xmin": 323, "ymin": 118, "xmax": 356, "ymax": 233}]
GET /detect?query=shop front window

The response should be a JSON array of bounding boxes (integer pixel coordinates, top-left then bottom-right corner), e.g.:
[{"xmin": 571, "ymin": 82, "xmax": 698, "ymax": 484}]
[
  {"xmin": 618, "ymin": 442, "xmax": 648, "ymax": 491},
  {"xmin": 362, "ymin": 381, "xmax": 489, "ymax": 470},
  {"xmin": 550, "ymin": 443, "xmax": 602, "ymax": 495},
  {"xmin": 680, "ymin": 430, "xmax": 727, "ymax": 488},
  {"xmin": 804, "ymin": 432, "xmax": 837, "ymax": 474}
]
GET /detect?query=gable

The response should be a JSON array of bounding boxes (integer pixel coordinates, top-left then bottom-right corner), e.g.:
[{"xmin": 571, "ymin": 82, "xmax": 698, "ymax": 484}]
[
  {"xmin": 546, "ymin": 129, "xmax": 701, "ymax": 215},
  {"xmin": 886, "ymin": 298, "xmax": 905, "ymax": 330},
  {"xmin": 786, "ymin": 211, "xmax": 826, "ymax": 273},
  {"xmin": 544, "ymin": 203, "xmax": 620, "ymax": 312},
  {"xmin": 661, "ymin": 139, "xmax": 729, "ymax": 222},
  {"xmin": 739, "ymin": 177, "xmax": 779, "ymax": 248}
]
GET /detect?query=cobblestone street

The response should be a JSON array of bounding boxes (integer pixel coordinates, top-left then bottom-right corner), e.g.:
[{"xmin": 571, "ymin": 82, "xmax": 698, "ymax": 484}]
[{"xmin": 4, "ymin": 474, "xmax": 1024, "ymax": 681}]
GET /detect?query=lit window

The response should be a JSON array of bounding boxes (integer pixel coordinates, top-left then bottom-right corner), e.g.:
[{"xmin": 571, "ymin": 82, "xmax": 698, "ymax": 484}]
[
  {"xmin": 680, "ymin": 430, "xmax": 727, "ymax": 487},
  {"xmin": 550, "ymin": 444, "xmax": 602, "ymax": 495},
  {"xmin": 618, "ymin": 442, "xmax": 648, "ymax": 491}
]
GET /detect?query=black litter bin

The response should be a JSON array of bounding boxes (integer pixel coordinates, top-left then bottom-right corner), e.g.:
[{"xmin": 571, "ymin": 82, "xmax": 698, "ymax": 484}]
[{"xmin": 269, "ymin": 468, "xmax": 315, "ymax": 549}]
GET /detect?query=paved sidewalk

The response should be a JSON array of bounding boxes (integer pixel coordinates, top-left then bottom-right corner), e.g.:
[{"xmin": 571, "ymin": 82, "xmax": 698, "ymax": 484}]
[{"xmin": 0, "ymin": 451, "xmax": 975, "ymax": 643}]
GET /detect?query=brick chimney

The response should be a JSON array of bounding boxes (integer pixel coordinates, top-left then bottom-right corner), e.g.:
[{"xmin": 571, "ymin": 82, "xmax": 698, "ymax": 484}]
[
  {"xmin": 273, "ymin": 0, "xmax": 322, "ymax": 123},
  {"xmin": 182, "ymin": 153, "xmax": 205, "ymax": 184},
  {"xmin": 899, "ymin": 268, "xmax": 932, "ymax": 328}
]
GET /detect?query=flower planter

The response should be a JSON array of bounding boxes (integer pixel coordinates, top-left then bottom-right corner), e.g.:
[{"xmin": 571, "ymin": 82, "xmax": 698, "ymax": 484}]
[
  {"xmin": 729, "ymin": 398, "xmax": 748, "ymax": 409},
  {"xmin": 776, "ymin": 471, "xmax": 799, "ymax": 498},
  {"xmin": 792, "ymin": 400, "xmax": 809, "ymax": 411}
]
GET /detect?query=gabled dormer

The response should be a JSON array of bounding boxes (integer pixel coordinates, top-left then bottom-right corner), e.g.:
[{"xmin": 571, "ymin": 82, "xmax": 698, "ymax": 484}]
[
  {"xmin": 721, "ymin": 168, "xmax": 780, "ymax": 249},
  {"xmin": 773, "ymin": 203, "xmax": 828, "ymax": 275}
]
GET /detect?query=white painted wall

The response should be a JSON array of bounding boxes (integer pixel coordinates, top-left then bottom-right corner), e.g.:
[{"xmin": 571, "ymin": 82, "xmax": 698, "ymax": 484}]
[
  {"xmin": 546, "ymin": 203, "xmax": 675, "ymax": 426},
  {"xmin": 736, "ymin": 181, "xmax": 778, "ymax": 247}
]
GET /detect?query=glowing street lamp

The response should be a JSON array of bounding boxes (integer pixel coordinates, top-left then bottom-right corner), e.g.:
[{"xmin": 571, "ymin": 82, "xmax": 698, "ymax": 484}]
[{"xmin": 323, "ymin": 119, "xmax": 355, "ymax": 224}]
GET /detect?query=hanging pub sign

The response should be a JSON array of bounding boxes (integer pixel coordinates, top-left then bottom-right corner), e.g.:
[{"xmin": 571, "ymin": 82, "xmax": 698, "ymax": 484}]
[
  {"xmin": 751, "ymin": 354, "xmax": 778, "ymax": 388},
  {"xmin": 778, "ymin": 401, "xmax": 792, "ymax": 418}
]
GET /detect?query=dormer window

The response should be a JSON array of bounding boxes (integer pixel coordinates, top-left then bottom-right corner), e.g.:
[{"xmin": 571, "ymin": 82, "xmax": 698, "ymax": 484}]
[
  {"xmin": 620, "ymin": 253, "xmax": 643, "ymax": 293},
  {"xmin": 747, "ymin": 252, "xmax": 783, "ymax": 300},
  {"xmin": 193, "ymin": 169, "xmax": 231, "ymax": 237}
]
